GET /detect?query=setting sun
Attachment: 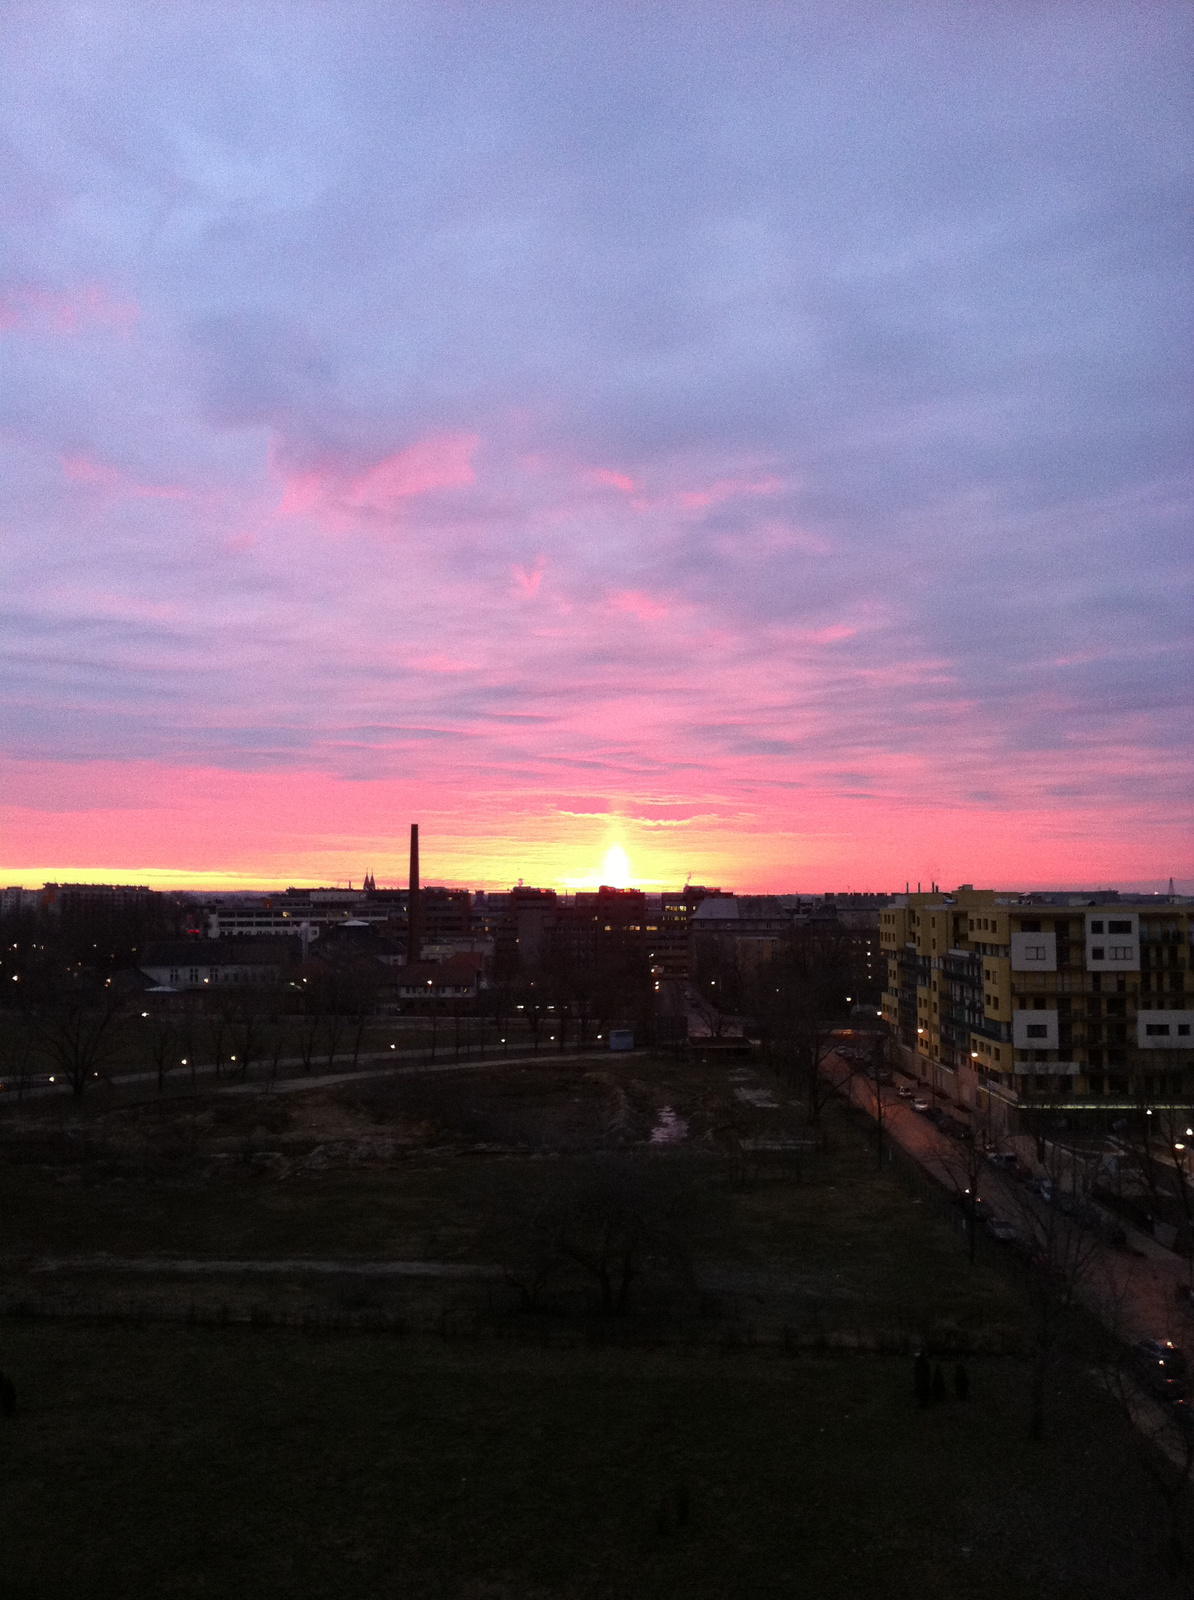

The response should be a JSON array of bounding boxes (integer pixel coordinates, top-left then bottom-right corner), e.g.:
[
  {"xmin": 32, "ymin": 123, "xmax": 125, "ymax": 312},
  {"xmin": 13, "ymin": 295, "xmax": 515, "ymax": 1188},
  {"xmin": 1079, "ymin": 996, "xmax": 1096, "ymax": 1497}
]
[{"xmin": 599, "ymin": 842, "xmax": 633, "ymax": 888}]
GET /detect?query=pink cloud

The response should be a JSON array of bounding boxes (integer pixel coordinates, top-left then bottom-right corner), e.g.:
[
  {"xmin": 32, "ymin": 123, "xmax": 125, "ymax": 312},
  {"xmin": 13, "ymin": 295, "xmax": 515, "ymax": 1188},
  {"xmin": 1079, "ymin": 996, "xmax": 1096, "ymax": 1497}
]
[
  {"xmin": 587, "ymin": 468, "xmax": 637, "ymax": 494},
  {"xmin": 0, "ymin": 284, "xmax": 140, "ymax": 335},
  {"xmin": 512, "ymin": 558, "xmax": 546, "ymax": 598},
  {"xmin": 61, "ymin": 453, "xmax": 189, "ymax": 500},
  {"xmin": 273, "ymin": 433, "xmax": 478, "ymax": 525},
  {"xmin": 676, "ymin": 474, "xmax": 785, "ymax": 511},
  {"xmin": 803, "ymin": 623, "xmax": 857, "ymax": 644},
  {"xmin": 608, "ymin": 588, "xmax": 668, "ymax": 621}
]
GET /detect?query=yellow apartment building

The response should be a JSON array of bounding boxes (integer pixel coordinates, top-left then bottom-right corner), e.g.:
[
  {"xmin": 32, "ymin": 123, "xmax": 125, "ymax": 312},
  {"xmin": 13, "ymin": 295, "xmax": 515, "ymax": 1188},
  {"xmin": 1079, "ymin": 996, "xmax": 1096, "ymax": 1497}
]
[{"xmin": 880, "ymin": 885, "xmax": 1192, "ymax": 1129}]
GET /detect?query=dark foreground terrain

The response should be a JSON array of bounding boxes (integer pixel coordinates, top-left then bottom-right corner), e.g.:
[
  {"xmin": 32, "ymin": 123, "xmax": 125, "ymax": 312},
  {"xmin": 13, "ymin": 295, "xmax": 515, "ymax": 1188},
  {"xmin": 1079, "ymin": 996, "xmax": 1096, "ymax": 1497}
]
[
  {"xmin": 1, "ymin": 1050, "xmax": 1190, "ymax": 1596},
  {"xmin": 1, "ymin": 1320, "xmax": 1187, "ymax": 1600}
]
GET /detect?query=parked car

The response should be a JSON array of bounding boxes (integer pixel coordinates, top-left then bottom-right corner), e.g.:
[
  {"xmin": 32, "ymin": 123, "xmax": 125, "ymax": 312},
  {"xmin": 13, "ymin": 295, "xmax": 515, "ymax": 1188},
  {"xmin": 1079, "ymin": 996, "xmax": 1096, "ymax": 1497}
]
[
  {"xmin": 1028, "ymin": 1176, "xmax": 1055, "ymax": 1203},
  {"xmin": 985, "ymin": 1216, "xmax": 1019, "ymax": 1244},
  {"xmin": 986, "ymin": 1150, "xmax": 1018, "ymax": 1169},
  {"xmin": 896, "ymin": 1084, "xmax": 914, "ymax": 1099},
  {"xmin": 912, "ymin": 1098, "xmax": 931, "ymax": 1113}
]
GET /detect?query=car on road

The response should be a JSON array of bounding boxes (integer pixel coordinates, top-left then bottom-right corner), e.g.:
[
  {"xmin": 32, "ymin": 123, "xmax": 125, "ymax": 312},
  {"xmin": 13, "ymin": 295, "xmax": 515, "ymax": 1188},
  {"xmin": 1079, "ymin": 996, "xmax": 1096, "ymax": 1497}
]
[
  {"xmin": 911, "ymin": 1097, "xmax": 931, "ymax": 1113},
  {"xmin": 1131, "ymin": 1339, "xmax": 1188, "ymax": 1403},
  {"xmin": 986, "ymin": 1150, "xmax": 1018, "ymax": 1168},
  {"xmin": 896, "ymin": 1084, "xmax": 914, "ymax": 1098}
]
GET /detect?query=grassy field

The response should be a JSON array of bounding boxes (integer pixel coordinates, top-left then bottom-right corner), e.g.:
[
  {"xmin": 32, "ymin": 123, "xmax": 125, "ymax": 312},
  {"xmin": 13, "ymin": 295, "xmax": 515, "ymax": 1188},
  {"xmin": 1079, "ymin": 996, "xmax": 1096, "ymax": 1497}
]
[
  {"xmin": 0, "ymin": 1049, "xmax": 1188, "ymax": 1596},
  {"xmin": 0, "ymin": 1322, "xmax": 1186, "ymax": 1600},
  {"xmin": 1, "ymin": 1053, "xmax": 1027, "ymax": 1339}
]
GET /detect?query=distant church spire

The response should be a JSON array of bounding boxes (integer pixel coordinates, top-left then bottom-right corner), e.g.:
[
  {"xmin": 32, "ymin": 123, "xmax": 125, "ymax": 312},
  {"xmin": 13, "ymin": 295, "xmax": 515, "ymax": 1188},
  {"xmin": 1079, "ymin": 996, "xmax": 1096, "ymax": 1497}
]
[{"xmin": 363, "ymin": 870, "xmax": 376, "ymax": 893}]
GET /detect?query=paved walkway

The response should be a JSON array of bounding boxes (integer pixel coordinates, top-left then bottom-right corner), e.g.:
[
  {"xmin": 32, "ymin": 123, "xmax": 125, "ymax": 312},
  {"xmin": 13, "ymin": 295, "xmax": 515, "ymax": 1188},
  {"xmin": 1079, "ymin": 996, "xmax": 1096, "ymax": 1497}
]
[{"xmin": 1, "ymin": 1043, "xmax": 620, "ymax": 1103}]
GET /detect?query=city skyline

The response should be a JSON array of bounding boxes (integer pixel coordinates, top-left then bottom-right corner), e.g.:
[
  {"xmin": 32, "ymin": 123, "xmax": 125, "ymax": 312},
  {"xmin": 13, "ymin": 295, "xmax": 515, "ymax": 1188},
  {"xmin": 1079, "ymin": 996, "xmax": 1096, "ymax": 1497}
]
[{"xmin": 2, "ymin": 6, "xmax": 1191, "ymax": 895}]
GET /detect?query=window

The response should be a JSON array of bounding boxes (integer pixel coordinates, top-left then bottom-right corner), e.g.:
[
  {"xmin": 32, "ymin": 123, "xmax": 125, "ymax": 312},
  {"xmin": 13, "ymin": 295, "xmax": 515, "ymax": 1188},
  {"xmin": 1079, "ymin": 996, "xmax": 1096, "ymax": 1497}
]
[
  {"xmin": 1147, "ymin": 1024, "xmax": 1172, "ymax": 1037},
  {"xmin": 1027, "ymin": 1024, "xmax": 1048, "ymax": 1038},
  {"xmin": 1090, "ymin": 921, "xmax": 1104, "ymax": 934},
  {"xmin": 169, "ymin": 968, "xmax": 179, "ymax": 983},
  {"xmin": 1109, "ymin": 920, "xmax": 1132, "ymax": 934},
  {"xmin": 1020, "ymin": 920, "xmax": 1041, "ymax": 933},
  {"xmin": 1025, "ymin": 945, "xmax": 1046, "ymax": 960},
  {"xmin": 1091, "ymin": 948, "xmax": 1105, "ymax": 961},
  {"xmin": 1110, "ymin": 946, "xmax": 1132, "ymax": 960},
  {"xmin": 1181, "ymin": 1025, "xmax": 1192, "ymax": 1038},
  {"xmin": 189, "ymin": 968, "xmax": 199, "ymax": 983}
]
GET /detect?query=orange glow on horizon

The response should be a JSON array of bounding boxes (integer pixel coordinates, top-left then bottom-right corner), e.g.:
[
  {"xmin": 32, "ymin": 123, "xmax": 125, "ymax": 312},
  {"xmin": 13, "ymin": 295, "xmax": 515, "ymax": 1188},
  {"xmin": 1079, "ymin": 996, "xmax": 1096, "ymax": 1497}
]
[{"xmin": 1, "ymin": 765, "xmax": 1190, "ymax": 896}]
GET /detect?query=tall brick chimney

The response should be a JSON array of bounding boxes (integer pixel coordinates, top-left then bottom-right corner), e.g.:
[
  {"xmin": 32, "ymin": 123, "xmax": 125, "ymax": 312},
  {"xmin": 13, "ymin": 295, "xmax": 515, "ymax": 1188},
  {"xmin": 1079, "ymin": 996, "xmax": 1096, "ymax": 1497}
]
[{"xmin": 407, "ymin": 822, "xmax": 421, "ymax": 965}]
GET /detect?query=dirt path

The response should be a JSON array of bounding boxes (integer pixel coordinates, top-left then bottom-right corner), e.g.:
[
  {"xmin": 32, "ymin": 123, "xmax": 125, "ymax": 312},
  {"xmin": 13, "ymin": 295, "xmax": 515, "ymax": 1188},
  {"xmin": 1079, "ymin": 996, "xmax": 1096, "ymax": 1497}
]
[
  {"xmin": 25, "ymin": 1255, "xmax": 503, "ymax": 1279},
  {"xmin": 217, "ymin": 1050, "xmax": 602, "ymax": 1096}
]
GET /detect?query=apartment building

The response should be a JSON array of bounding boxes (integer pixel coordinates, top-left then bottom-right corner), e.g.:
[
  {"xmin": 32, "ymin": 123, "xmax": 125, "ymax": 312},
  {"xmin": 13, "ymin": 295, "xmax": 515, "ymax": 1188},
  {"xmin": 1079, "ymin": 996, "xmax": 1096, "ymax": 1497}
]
[{"xmin": 880, "ymin": 885, "xmax": 1193, "ymax": 1128}]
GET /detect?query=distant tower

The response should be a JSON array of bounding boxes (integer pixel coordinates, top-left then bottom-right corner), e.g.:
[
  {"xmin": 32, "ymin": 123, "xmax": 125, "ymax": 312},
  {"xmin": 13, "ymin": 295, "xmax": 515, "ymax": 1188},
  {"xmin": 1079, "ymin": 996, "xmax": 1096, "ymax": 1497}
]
[
  {"xmin": 363, "ymin": 871, "xmax": 376, "ymax": 893},
  {"xmin": 407, "ymin": 824, "xmax": 421, "ymax": 965}
]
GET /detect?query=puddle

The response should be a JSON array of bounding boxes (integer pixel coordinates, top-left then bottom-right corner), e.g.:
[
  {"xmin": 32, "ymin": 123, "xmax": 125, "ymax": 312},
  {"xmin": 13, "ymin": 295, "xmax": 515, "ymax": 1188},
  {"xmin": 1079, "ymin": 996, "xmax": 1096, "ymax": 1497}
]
[{"xmin": 649, "ymin": 1106, "xmax": 689, "ymax": 1144}]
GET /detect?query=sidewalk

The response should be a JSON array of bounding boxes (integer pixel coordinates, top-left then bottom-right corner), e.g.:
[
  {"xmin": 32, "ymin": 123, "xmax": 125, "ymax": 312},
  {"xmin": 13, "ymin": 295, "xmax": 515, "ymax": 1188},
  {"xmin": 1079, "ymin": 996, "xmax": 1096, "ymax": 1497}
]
[{"xmin": 825, "ymin": 1051, "xmax": 1194, "ymax": 1348}]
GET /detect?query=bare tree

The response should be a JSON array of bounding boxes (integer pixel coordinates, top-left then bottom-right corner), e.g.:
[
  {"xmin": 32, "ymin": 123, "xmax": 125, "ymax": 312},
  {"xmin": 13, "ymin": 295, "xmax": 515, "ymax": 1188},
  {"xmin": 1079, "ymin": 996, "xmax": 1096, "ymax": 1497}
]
[
  {"xmin": 937, "ymin": 1126, "xmax": 990, "ymax": 1266},
  {"xmin": 853, "ymin": 1027, "xmax": 895, "ymax": 1172},
  {"xmin": 752, "ymin": 927, "xmax": 858, "ymax": 1125},
  {"xmin": 204, "ymin": 1006, "xmax": 232, "ymax": 1080},
  {"xmin": 1, "ymin": 1015, "xmax": 38, "ymax": 1101},
  {"xmin": 690, "ymin": 937, "xmax": 744, "ymax": 1038},
  {"xmin": 484, "ymin": 1157, "xmax": 697, "ymax": 1319},
  {"xmin": 146, "ymin": 1013, "xmax": 180, "ymax": 1094},
  {"xmin": 232, "ymin": 996, "xmax": 270, "ymax": 1080},
  {"xmin": 1117, "ymin": 1096, "xmax": 1194, "ymax": 1268},
  {"xmin": 297, "ymin": 1001, "xmax": 321, "ymax": 1073},
  {"xmin": 31, "ymin": 972, "xmax": 128, "ymax": 1098},
  {"xmin": 999, "ymin": 1140, "xmax": 1107, "ymax": 1440}
]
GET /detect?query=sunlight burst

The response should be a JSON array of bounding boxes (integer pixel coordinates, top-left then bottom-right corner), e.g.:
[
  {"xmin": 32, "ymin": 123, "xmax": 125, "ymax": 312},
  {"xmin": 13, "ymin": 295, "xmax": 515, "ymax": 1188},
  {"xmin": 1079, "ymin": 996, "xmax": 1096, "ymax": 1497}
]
[{"xmin": 600, "ymin": 842, "xmax": 633, "ymax": 888}]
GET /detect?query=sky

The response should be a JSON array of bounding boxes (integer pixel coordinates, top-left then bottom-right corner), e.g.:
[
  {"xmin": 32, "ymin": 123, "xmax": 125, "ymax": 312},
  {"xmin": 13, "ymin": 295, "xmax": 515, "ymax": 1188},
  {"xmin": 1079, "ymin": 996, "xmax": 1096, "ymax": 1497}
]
[{"xmin": 1, "ymin": 2, "xmax": 1191, "ymax": 894}]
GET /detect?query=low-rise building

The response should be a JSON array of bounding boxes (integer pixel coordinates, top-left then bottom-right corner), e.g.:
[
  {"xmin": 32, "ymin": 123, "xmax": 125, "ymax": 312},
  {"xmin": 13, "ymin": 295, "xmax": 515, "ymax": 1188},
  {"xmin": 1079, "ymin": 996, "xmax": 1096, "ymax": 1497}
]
[
  {"xmin": 140, "ymin": 939, "xmax": 297, "ymax": 990},
  {"xmin": 395, "ymin": 952, "xmax": 486, "ymax": 1003}
]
